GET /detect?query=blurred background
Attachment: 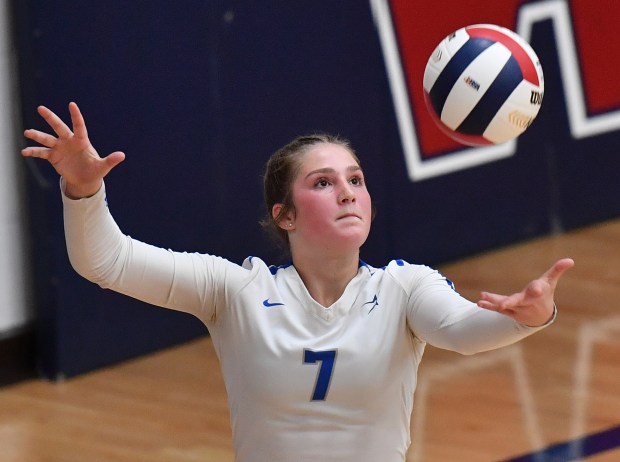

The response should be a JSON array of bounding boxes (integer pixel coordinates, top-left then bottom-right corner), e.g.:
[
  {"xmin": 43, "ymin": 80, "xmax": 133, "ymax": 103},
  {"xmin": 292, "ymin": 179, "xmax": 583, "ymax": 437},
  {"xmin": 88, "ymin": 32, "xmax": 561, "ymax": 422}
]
[{"xmin": 1, "ymin": 0, "xmax": 619, "ymax": 386}]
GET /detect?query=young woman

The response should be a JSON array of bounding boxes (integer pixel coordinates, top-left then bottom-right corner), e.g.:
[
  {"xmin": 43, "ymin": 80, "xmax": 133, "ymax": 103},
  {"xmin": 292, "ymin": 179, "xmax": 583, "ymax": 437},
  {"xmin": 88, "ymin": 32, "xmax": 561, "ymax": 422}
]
[{"xmin": 22, "ymin": 102, "xmax": 574, "ymax": 462}]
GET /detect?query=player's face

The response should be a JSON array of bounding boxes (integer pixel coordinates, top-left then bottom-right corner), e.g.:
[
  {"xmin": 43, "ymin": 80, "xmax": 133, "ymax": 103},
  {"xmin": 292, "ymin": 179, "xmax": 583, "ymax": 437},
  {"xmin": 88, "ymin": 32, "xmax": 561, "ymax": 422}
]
[{"xmin": 288, "ymin": 143, "xmax": 372, "ymax": 253}]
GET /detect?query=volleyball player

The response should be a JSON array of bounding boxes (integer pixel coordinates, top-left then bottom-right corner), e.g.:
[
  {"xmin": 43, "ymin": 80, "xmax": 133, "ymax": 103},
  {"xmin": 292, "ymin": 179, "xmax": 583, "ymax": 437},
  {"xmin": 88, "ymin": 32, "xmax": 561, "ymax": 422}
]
[{"xmin": 22, "ymin": 102, "xmax": 574, "ymax": 462}]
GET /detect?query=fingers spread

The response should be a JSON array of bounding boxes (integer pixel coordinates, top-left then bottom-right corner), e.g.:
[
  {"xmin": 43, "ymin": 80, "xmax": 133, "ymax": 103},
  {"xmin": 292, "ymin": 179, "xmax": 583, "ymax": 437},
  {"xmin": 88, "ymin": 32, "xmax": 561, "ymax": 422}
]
[
  {"xmin": 477, "ymin": 292, "xmax": 505, "ymax": 311},
  {"xmin": 477, "ymin": 298, "xmax": 516, "ymax": 319},
  {"xmin": 37, "ymin": 105, "xmax": 73, "ymax": 138},
  {"xmin": 21, "ymin": 146, "xmax": 51, "ymax": 160},
  {"xmin": 68, "ymin": 102, "xmax": 88, "ymax": 138},
  {"xmin": 478, "ymin": 291, "xmax": 524, "ymax": 311},
  {"xmin": 103, "ymin": 151, "xmax": 126, "ymax": 171},
  {"xmin": 24, "ymin": 129, "xmax": 57, "ymax": 148},
  {"xmin": 477, "ymin": 299, "xmax": 498, "ymax": 311},
  {"xmin": 543, "ymin": 258, "xmax": 575, "ymax": 285}
]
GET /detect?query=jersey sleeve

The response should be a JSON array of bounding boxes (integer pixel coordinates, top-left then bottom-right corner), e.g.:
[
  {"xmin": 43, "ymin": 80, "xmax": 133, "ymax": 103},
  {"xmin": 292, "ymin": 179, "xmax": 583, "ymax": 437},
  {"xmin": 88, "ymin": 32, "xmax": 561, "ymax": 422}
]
[
  {"xmin": 61, "ymin": 179, "xmax": 246, "ymax": 323},
  {"xmin": 393, "ymin": 263, "xmax": 550, "ymax": 355}
]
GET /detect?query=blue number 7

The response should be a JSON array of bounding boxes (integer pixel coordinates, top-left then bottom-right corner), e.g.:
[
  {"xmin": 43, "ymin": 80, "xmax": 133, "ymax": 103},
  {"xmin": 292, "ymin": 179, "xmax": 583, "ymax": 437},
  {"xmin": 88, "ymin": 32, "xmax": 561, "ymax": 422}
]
[{"xmin": 303, "ymin": 349, "xmax": 337, "ymax": 401}]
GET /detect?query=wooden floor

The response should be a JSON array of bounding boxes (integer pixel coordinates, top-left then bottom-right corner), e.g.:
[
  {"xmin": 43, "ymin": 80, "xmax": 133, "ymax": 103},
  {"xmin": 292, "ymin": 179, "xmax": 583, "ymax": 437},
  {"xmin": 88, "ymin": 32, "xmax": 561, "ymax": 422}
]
[{"xmin": 1, "ymin": 218, "xmax": 620, "ymax": 461}]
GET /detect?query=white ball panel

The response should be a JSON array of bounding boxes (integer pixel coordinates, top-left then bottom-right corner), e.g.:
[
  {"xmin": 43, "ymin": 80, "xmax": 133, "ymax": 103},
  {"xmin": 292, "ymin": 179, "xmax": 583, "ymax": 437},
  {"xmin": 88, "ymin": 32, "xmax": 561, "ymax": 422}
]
[
  {"xmin": 423, "ymin": 28, "xmax": 470, "ymax": 92},
  {"xmin": 440, "ymin": 43, "xmax": 512, "ymax": 129},
  {"xmin": 483, "ymin": 80, "xmax": 543, "ymax": 144}
]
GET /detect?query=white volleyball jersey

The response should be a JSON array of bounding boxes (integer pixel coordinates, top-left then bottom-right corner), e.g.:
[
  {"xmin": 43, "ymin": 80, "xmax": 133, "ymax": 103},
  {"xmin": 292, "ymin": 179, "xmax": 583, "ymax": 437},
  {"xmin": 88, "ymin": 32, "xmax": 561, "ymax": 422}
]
[{"xmin": 62, "ymin": 181, "xmax": 549, "ymax": 462}]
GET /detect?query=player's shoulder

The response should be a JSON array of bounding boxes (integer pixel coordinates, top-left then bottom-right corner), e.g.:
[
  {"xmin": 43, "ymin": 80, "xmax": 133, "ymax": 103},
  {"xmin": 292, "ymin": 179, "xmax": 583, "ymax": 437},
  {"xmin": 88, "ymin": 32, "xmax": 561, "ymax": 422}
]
[
  {"xmin": 241, "ymin": 256, "xmax": 294, "ymax": 277},
  {"xmin": 362, "ymin": 259, "xmax": 454, "ymax": 290}
]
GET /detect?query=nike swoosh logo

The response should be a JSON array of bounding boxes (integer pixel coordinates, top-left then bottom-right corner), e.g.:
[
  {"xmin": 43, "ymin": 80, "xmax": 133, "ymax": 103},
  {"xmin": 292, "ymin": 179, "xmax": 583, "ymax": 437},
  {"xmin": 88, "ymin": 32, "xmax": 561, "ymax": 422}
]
[{"xmin": 262, "ymin": 299, "xmax": 285, "ymax": 308}]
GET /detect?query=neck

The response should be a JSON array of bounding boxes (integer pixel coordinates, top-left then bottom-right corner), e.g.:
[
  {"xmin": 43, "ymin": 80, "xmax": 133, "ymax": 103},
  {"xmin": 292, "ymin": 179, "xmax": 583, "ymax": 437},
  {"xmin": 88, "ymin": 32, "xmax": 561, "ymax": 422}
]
[{"xmin": 291, "ymin": 250, "xmax": 360, "ymax": 308}]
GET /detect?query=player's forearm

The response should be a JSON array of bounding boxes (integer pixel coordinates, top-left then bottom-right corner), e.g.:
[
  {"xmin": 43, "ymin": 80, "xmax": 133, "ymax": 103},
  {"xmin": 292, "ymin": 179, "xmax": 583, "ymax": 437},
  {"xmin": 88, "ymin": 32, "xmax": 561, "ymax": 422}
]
[
  {"xmin": 425, "ymin": 305, "xmax": 547, "ymax": 355},
  {"xmin": 410, "ymin": 277, "xmax": 550, "ymax": 355},
  {"xmin": 61, "ymin": 178, "xmax": 130, "ymax": 287}
]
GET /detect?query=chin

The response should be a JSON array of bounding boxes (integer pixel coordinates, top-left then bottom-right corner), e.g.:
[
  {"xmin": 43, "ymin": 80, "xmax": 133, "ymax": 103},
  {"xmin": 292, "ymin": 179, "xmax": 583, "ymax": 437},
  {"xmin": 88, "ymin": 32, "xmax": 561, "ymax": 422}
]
[{"xmin": 334, "ymin": 230, "xmax": 370, "ymax": 249}]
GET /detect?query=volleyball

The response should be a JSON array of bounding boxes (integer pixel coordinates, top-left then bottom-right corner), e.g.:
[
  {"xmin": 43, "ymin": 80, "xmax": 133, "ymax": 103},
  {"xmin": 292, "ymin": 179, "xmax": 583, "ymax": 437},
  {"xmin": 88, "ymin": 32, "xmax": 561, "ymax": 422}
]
[{"xmin": 423, "ymin": 24, "xmax": 544, "ymax": 146}]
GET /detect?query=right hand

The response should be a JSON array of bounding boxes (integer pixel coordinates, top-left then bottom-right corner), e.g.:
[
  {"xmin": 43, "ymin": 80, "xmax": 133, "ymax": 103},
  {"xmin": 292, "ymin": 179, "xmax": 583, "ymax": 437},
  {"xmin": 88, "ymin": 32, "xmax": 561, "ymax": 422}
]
[{"xmin": 22, "ymin": 102, "xmax": 125, "ymax": 199}]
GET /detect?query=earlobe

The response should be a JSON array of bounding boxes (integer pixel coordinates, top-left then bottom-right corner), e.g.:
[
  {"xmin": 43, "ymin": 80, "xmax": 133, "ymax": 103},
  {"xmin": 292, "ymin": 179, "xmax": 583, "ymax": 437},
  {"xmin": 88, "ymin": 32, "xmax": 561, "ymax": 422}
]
[{"xmin": 272, "ymin": 203, "xmax": 295, "ymax": 230}]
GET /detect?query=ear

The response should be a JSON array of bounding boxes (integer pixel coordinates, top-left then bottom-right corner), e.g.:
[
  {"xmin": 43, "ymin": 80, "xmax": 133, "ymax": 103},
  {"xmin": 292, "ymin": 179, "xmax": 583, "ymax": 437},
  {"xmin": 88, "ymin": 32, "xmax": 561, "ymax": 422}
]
[{"xmin": 272, "ymin": 203, "xmax": 295, "ymax": 230}]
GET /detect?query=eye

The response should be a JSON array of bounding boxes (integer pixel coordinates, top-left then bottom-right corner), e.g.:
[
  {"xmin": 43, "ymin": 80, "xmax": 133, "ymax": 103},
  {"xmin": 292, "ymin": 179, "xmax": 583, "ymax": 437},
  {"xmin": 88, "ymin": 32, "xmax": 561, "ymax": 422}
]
[
  {"xmin": 315, "ymin": 178, "xmax": 331, "ymax": 188},
  {"xmin": 349, "ymin": 175, "xmax": 364, "ymax": 186}
]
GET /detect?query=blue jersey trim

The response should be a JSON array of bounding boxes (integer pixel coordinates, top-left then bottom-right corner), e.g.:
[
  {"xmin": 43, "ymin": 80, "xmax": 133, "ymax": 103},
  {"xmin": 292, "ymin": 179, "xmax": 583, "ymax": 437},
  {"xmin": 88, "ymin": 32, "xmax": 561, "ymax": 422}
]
[{"xmin": 268, "ymin": 261, "xmax": 293, "ymax": 275}]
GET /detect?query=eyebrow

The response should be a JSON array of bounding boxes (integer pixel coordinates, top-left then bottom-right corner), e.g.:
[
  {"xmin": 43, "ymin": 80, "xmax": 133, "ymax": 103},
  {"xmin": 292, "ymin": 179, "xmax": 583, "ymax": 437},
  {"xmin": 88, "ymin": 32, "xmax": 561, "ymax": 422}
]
[{"xmin": 304, "ymin": 165, "xmax": 362, "ymax": 179}]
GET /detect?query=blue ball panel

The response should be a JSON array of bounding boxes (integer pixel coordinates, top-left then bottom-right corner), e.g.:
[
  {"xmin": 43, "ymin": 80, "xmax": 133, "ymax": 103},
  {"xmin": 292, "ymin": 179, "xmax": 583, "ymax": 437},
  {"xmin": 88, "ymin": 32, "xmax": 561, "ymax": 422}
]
[
  {"xmin": 457, "ymin": 55, "xmax": 523, "ymax": 135},
  {"xmin": 428, "ymin": 37, "xmax": 495, "ymax": 116}
]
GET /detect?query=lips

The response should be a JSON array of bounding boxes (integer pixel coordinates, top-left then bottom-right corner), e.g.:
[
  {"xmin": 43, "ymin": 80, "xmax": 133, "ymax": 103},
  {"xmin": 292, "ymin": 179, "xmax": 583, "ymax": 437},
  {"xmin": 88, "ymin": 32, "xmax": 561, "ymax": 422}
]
[{"xmin": 337, "ymin": 212, "xmax": 362, "ymax": 221}]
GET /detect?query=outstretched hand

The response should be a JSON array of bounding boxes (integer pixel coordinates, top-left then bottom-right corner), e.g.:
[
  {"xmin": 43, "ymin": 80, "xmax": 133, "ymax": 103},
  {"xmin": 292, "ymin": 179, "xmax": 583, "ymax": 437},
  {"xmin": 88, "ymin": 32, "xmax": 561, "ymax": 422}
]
[
  {"xmin": 22, "ymin": 102, "xmax": 125, "ymax": 198},
  {"xmin": 477, "ymin": 258, "xmax": 575, "ymax": 327}
]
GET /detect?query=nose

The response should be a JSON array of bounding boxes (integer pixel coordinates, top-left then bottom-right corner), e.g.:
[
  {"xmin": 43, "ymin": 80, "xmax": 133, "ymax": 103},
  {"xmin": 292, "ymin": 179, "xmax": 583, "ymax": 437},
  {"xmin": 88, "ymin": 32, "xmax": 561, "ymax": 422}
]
[{"xmin": 338, "ymin": 183, "xmax": 356, "ymax": 204}]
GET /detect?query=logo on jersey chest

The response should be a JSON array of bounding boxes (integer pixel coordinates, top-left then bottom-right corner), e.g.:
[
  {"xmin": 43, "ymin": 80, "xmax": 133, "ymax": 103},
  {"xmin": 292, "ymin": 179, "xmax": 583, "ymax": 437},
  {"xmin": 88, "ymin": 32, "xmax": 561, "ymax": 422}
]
[
  {"xmin": 363, "ymin": 294, "xmax": 379, "ymax": 314},
  {"xmin": 262, "ymin": 298, "xmax": 285, "ymax": 308}
]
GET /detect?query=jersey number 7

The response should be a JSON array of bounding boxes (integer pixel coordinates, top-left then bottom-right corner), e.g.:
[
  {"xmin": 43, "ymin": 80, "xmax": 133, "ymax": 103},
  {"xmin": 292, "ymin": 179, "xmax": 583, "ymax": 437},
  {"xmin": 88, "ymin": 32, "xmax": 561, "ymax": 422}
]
[{"xmin": 303, "ymin": 349, "xmax": 338, "ymax": 401}]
